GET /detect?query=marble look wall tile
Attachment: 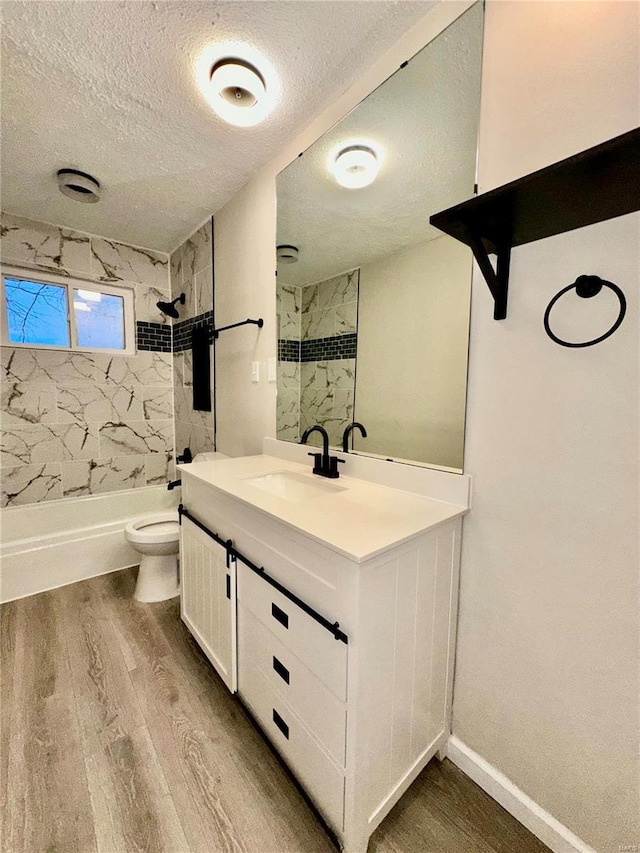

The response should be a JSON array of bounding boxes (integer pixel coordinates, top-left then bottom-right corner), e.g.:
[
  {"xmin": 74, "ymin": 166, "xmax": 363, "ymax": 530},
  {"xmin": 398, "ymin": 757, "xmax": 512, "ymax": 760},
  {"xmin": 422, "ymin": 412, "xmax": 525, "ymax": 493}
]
[
  {"xmin": 312, "ymin": 362, "xmax": 328, "ymax": 390},
  {"xmin": 327, "ymin": 358, "xmax": 356, "ymax": 389},
  {"xmin": 1, "ymin": 424, "xmax": 64, "ymax": 467},
  {"xmin": 170, "ymin": 244, "xmax": 183, "ymax": 298},
  {"xmin": 174, "ymin": 420, "xmax": 213, "ymax": 458},
  {"xmin": 335, "ymin": 301, "xmax": 357, "ymax": 335},
  {"xmin": 333, "ymin": 389, "xmax": 354, "ymax": 422},
  {"xmin": 276, "ymin": 413, "xmax": 300, "ymax": 443},
  {"xmin": 1, "ymin": 213, "xmax": 92, "ymax": 277},
  {"xmin": 95, "ymin": 351, "xmax": 172, "ymax": 386},
  {"xmin": 62, "ymin": 456, "xmax": 146, "ymax": 497},
  {"xmin": 136, "ymin": 284, "xmax": 172, "ymax": 325},
  {"xmin": 195, "ymin": 266, "xmax": 213, "ymax": 315},
  {"xmin": 182, "ymin": 220, "xmax": 212, "ymax": 281},
  {"xmin": 2, "ymin": 347, "xmax": 96, "ymax": 385},
  {"xmin": 98, "ymin": 419, "xmax": 172, "ymax": 457},
  {"xmin": 1, "ymin": 462, "xmax": 62, "ymax": 507},
  {"xmin": 57, "ymin": 384, "xmax": 143, "ymax": 423},
  {"xmin": 1, "ymin": 382, "xmax": 57, "ymax": 425},
  {"xmin": 300, "ymin": 283, "xmax": 317, "ymax": 314},
  {"xmin": 145, "ymin": 452, "xmax": 174, "ymax": 486},
  {"xmin": 142, "ymin": 387, "xmax": 173, "ymax": 420},
  {"xmin": 55, "ymin": 422, "xmax": 100, "ymax": 460},
  {"xmin": 316, "ymin": 270, "xmax": 358, "ymax": 310},
  {"xmin": 279, "ymin": 311, "xmax": 301, "ymax": 341},
  {"xmin": 300, "ymin": 387, "xmax": 334, "ymax": 423},
  {"xmin": 299, "ymin": 362, "xmax": 315, "ymax": 392},
  {"xmin": 302, "ymin": 308, "xmax": 335, "ymax": 341},
  {"xmin": 90, "ymin": 238, "xmax": 168, "ymax": 289},
  {"xmin": 277, "ymin": 284, "xmax": 301, "ymax": 315},
  {"xmin": 322, "ymin": 417, "xmax": 350, "ymax": 449}
]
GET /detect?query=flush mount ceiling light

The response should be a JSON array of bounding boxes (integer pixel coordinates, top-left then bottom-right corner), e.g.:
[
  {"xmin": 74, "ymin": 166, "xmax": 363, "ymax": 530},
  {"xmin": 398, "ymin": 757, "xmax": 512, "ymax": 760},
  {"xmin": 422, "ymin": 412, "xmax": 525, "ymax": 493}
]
[
  {"xmin": 57, "ymin": 169, "xmax": 101, "ymax": 203},
  {"xmin": 209, "ymin": 59, "xmax": 267, "ymax": 127},
  {"xmin": 330, "ymin": 145, "xmax": 380, "ymax": 189},
  {"xmin": 276, "ymin": 245, "xmax": 299, "ymax": 264}
]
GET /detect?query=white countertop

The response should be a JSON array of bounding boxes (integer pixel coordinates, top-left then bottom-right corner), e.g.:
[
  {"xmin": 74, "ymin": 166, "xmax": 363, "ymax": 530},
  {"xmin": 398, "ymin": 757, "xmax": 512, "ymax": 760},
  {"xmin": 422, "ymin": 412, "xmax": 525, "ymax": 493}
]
[{"xmin": 178, "ymin": 454, "xmax": 467, "ymax": 562}]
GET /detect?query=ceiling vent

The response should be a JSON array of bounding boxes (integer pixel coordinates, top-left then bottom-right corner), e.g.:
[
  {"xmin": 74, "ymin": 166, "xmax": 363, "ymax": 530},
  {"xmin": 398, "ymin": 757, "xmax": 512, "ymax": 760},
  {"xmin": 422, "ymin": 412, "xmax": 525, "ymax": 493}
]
[
  {"xmin": 57, "ymin": 169, "xmax": 101, "ymax": 203},
  {"xmin": 276, "ymin": 245, "xmax": 299, "ymax": 264}
]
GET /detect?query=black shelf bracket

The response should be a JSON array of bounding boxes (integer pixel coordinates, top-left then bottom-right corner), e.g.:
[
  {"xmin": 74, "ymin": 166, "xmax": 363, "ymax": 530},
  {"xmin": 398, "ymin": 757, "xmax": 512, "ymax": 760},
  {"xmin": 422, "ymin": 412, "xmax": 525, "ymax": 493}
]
[
  {"xmin": 211, "ymin": 317, "xmax": 264, "ymax": 341},
  {"xmin": 430, "ymin": 128, "xmax": 640, "ymax": 321},
  {"xmin": 465, "ymin": 227, "xmax": 511, "ymax": 321}
]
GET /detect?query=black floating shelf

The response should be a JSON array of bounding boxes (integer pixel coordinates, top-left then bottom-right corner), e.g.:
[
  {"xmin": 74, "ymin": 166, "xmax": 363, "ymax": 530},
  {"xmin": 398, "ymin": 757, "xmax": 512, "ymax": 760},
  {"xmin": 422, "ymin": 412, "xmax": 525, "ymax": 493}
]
[{"xmin": 429, "ymin": 128, "xmax": 640, "ymax": 320}]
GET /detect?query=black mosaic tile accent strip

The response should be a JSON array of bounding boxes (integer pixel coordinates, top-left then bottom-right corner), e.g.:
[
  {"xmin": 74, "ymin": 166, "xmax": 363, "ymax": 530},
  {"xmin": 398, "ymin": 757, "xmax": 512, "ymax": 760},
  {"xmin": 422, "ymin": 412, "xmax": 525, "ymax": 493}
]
[
  {"xmin": 300, "ymin": 333, "xmax": 357, "ymax": 362},
  {"xmin": 278, "ymin": 339, "xmax": 301, "ymax": 362},
  {"xmin": 136, "ymin": 321, "xmax": 172, "ymax": 352},
  {"xmin": 173, "ymin": 310, "xmax": 214, "ymax": 353}
]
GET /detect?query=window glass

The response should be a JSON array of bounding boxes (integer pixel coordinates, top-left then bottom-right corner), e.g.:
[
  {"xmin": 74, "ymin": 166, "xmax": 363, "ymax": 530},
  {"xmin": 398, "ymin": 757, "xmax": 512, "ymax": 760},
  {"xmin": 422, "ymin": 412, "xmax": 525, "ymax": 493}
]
[
  {"xmin": 4, "ymin": 276, "xmax": 70, "ymax": 346},
  {"xmin": 73, "ymin": 289, "xmax": 125, "ymax": 349}
]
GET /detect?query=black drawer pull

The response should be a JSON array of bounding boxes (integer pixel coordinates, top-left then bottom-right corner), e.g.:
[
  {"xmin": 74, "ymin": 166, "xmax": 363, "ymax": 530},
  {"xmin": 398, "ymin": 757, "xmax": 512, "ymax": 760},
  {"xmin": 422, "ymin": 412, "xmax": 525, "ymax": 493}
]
[
  {"xmin": 226, "ymin": 574, "xmax": 231, "ymax": 600},
  {"xmin": 271, "ymin": 603, "xmax": 289, "ymax": 629},
  {"xmin": 272, "ymin": 656, "xmax": 290, "ymax": 685},
  {"xmin": 272, "ymin": 709, "xmax": 289, "ymax": 739}
]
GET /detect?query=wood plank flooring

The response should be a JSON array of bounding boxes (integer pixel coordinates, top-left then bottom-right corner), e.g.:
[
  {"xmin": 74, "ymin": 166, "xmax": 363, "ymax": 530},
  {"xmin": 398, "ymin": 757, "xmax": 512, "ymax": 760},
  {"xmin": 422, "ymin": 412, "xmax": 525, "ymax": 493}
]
[{"xmin": 1, "ymin": 568, "xmax": 550, "ymax": 853}]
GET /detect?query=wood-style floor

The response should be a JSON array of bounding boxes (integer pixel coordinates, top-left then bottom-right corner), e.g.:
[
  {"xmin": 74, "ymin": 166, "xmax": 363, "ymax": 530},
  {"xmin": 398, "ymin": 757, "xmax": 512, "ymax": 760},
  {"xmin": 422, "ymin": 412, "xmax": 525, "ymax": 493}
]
[{"xmin": 1, "ymin": 568, "xmax": 550, "ymax": 853}]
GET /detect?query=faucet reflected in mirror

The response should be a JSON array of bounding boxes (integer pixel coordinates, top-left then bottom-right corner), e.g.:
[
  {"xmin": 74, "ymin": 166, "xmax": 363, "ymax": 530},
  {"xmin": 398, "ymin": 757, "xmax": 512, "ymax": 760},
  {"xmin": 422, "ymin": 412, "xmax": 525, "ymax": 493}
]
[
  {"xmin": 343, "ymin": 422, "xmax": 367, "ymax": 453},
  {"xmin": 300, "ymin": 425, "xmax": 344, "ymax": 479}
]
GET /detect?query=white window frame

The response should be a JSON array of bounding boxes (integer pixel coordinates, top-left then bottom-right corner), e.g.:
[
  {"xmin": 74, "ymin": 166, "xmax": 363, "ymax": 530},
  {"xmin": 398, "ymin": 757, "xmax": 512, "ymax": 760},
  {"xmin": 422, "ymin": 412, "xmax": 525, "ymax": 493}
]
[{"xmin": 1, "ymin": 265, "xmax": 136, "ymax": 355}]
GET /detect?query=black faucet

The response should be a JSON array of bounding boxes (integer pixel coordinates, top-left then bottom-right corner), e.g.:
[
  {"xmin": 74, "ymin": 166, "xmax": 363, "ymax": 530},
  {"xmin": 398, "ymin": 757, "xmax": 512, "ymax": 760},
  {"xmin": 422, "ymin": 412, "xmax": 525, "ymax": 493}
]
[
  {"xmin": 342, "ymin": 422, "xmax": 367, "ymax": 452},
  {"xmin": 300, "ymin": 425, "xmax": 344, "ymax": 479}
]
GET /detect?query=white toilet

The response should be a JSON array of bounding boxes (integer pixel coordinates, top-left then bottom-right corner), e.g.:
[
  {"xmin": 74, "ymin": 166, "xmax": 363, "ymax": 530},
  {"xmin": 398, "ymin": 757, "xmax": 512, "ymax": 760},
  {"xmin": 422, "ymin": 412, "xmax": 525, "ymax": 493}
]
[
  {"xmin": 125, "ymin": 511, "xmax": 181, "ymax": 602},
  {"xmin": 125, "ymin": 451, "xmax": 228, "ymax": 602}
]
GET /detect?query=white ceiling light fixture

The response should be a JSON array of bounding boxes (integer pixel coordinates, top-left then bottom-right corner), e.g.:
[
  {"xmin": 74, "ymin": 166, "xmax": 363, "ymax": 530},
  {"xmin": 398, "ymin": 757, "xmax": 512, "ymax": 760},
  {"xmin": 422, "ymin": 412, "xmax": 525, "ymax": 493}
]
[
  {"xmin": 209, "ymin": 58, "xmax": 267, "ymax": 127},
  {"xmin": 57, "ymin": 168, "xmax": 101, "ymax": 203},
  {"xmin": 330, "ymin": 144, "xmax": 380, "ymax": 189}
]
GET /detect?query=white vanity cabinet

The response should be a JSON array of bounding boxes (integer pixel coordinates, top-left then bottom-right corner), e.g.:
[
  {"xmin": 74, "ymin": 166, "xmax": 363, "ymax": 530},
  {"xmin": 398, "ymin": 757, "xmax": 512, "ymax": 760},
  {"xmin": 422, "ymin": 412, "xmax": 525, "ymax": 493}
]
[{"xmin": 179, "ymin": 456, "xmax": 467, "ymax": 853}]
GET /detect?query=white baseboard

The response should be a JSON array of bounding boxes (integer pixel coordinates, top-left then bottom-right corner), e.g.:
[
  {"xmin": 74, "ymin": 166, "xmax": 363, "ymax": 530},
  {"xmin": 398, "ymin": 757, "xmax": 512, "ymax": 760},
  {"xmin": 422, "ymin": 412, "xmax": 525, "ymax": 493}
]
[{"xmin": 447, "ymin": 736, "xmax": 597, "ymax": 853}]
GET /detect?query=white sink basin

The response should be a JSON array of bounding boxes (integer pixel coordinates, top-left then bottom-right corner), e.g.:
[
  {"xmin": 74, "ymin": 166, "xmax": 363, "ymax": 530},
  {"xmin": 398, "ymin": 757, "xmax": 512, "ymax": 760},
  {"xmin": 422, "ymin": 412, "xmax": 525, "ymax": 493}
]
[{"xmin": 242, "ymin": 471, "xmax": 347, "ymax": 502}]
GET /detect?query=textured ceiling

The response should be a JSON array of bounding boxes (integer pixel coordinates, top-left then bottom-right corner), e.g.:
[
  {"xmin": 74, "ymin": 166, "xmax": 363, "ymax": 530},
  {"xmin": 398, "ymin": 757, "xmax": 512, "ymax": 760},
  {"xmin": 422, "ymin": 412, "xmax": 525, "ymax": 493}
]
[
  {"xmin": 276, "ymin": 2, "xmax": 483, "ymax": 287},
  {"xmin": 0, "ymin": 0, "xmax": 437, "ymax": 253}
]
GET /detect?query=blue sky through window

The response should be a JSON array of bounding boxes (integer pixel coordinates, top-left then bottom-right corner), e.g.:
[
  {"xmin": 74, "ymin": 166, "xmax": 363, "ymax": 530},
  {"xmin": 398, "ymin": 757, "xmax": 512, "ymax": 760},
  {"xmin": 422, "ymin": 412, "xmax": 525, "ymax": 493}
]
[{"xmin": 5, "ymin": 277, "xmax": 70, "ymax": 346}]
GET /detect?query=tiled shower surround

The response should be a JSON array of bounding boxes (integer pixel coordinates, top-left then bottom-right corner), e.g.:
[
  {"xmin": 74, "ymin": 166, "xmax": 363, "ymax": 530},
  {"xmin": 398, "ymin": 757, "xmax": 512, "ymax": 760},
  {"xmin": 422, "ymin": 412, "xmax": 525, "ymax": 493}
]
[
  {"xmin": 0, "ymin": 212, "xmax": 174, "ymax": 507},
  {"xmin": 277, "ymin": 269, "xmax": 358, "ymax": 448},
  {"xmin": 169, "ymin": 218, "xmax": 215, "ymax": 457}
]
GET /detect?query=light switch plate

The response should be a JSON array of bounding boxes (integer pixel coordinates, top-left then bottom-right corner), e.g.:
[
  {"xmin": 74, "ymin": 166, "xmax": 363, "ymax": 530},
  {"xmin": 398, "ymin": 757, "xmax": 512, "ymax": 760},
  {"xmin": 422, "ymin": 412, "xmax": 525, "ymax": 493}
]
[{"xmin": 267, "ymin": 357, "xmax": 276, "ymax": 382}]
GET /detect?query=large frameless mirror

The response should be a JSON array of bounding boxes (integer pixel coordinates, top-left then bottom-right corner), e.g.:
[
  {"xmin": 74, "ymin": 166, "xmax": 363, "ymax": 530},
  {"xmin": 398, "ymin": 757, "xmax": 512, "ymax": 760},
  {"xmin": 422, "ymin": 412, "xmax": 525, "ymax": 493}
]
[{"xmin": 276, "ymin": 3, "xmax": 483, "ymax": 472}]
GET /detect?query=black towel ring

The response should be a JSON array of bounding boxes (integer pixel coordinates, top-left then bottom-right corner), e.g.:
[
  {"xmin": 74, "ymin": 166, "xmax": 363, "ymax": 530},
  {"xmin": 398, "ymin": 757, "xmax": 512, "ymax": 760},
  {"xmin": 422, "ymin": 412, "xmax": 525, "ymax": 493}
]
[{"xmin": 543, "ymin": 275, "xmax": 626, "ymax": 348}]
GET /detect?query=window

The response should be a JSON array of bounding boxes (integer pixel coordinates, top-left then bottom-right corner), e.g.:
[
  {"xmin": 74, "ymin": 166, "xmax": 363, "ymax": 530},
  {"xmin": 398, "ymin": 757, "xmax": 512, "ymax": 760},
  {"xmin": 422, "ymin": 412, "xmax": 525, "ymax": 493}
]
[{"xmin": 1, "ymin": 267, "xmax": 135, "ymax": 354}]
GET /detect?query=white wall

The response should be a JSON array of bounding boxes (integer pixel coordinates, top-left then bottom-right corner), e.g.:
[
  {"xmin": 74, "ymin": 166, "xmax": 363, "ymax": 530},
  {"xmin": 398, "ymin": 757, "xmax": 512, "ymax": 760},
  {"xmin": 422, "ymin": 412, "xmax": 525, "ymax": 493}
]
[
  {"xmin": 455, "ymin": 3, "xmax": 639, "ymax": 851},
  {"xmin": 214, "ymin": 173, "xmax": 277, "ymax": 456},
  {"xmin": 356, "ymin": 236, "xmax": 471, "ymax": 469},
  {"xmin": 211, "ymin": 2, "xmax": 638, "ymax": 851}
]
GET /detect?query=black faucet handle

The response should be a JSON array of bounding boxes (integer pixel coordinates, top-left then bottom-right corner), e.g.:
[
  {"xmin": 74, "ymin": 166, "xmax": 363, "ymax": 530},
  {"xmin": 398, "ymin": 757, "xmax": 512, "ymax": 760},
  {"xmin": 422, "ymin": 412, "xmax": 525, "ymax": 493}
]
[
  {"xmin": 326, "ymin": 456, "xmax": 345, "ymax": 478},
  {"xmin": 307, "ymin": 451, "xmax": 323, "ymax": 475}
]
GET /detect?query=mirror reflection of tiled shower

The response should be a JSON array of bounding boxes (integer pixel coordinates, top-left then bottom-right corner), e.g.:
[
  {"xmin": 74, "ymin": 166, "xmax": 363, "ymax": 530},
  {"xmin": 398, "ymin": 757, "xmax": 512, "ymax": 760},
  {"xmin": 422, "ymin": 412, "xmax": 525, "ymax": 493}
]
[{"xmin": 276, "ymin": 269, "xmax": 358, "ymax": 448}]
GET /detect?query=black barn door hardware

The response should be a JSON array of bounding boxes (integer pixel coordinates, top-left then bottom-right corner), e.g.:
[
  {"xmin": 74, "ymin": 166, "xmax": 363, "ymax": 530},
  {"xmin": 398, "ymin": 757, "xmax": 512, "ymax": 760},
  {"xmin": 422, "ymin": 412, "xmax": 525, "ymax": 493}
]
[{"xmin": 178, "ymin": 504, "xmax": 348, "ymax": 644}]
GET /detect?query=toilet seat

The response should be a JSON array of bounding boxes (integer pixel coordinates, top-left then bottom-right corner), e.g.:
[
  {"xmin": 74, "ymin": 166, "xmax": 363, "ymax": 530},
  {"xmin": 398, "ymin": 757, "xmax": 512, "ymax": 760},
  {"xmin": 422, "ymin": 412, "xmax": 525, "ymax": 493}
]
[{"xmin": 125, "ymin": 512, "xmax": 180, "ymax": 545}]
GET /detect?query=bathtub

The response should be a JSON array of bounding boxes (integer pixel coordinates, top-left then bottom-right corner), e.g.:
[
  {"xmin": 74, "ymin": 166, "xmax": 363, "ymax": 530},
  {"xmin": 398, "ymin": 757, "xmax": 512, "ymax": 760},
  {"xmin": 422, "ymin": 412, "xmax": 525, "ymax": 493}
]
[{"xmin": 0, "ymin": 486, "xmax": 179, "ymax": 603}]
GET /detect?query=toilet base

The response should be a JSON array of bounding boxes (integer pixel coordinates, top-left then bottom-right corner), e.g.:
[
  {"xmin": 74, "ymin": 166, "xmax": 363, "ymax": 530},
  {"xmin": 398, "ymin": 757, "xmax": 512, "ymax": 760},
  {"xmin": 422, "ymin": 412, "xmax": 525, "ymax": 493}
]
[{"xmin": 134, "ymin": 554, "xmax": 180, "ymax": 602}]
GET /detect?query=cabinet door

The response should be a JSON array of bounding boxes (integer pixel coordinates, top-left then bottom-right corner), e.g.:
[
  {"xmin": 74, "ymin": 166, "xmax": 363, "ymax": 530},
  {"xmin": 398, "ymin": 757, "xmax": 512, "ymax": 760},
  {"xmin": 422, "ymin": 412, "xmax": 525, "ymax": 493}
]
[{"xmin": 180, "ymin": 516, "xmax": 237, "ymax": 693}]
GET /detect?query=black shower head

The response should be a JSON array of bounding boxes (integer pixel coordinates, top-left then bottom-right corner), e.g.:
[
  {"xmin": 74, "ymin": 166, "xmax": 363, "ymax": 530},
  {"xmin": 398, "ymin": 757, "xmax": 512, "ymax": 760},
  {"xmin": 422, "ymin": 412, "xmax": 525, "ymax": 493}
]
[{"xmin": 156, "ymin": 293, "xmax": 185, "ymax": 319}]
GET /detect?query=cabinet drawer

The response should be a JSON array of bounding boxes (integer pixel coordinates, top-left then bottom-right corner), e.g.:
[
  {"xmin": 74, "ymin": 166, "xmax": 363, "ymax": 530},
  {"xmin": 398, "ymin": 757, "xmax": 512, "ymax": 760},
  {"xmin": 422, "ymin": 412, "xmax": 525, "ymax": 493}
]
[
  {"xmin": 239, "ymin": 603, "xmax": 346, "ymax": 766},
  {"xmin": 239, "ymin": 654, "xmax": 345, "ymax": 834},
  {"xmin": 237, "ymin": 562, "xmax": 347, "ymax": 700}
]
